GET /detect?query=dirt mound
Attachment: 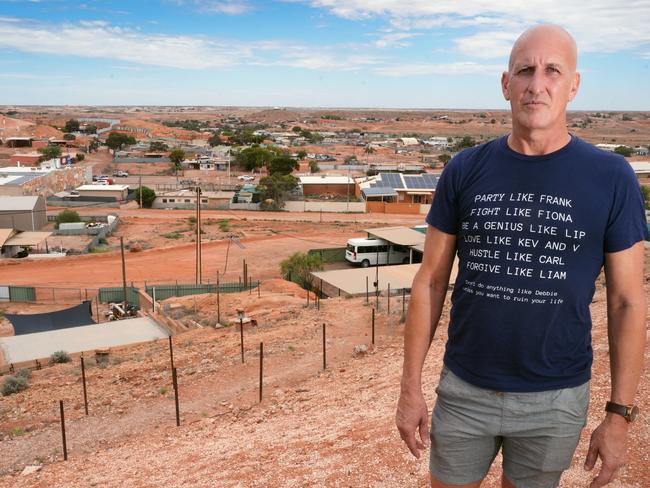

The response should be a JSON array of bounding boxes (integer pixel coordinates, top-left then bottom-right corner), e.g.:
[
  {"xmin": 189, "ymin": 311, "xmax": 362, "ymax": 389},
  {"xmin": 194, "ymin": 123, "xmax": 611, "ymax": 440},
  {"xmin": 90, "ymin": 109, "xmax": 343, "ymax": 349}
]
[{"xmin": 260, "ymin": 278, "xmax": 308, "ymax": 297}]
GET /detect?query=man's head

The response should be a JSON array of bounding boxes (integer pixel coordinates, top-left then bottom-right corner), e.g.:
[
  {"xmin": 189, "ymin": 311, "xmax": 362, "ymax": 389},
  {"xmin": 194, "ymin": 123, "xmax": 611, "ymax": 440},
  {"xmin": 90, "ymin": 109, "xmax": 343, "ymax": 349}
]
[{"xmin": 501, "ymin": 24, "xmax": 580, "ymax": 136}]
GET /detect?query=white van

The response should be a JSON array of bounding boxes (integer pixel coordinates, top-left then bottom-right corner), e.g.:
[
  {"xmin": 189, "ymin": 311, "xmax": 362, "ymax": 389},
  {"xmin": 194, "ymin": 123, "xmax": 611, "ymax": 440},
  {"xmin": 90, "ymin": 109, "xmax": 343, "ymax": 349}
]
[{"xmin": 345, "ymin": 238, "xmax": 410, "ymax": 267}]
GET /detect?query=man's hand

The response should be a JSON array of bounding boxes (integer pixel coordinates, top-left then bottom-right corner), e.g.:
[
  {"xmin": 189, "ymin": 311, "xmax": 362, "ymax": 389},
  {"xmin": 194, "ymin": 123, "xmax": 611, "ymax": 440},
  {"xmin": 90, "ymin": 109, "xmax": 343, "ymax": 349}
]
[
  {"xmin": 584, "ymin": 415, "xmax": 629, "ymax": 487},
  {"xmin": 396, "ymin": 390, "xmax": 429, "ymax": 459}
]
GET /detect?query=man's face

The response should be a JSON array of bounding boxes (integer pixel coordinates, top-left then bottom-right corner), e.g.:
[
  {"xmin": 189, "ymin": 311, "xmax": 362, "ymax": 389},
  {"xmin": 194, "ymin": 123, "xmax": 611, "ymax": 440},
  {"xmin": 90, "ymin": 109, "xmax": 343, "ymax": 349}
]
[{"xmin": 501, "ymin": 30, "xmax": 580, "ymax": 134}]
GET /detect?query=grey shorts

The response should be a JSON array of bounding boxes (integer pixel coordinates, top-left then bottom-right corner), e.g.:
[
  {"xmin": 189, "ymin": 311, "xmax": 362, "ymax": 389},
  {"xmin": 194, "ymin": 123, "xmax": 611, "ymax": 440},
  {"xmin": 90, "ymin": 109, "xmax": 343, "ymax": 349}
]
[{"xmin": 430, "ymin": 366, "xmax": 589, "ymax": 488}]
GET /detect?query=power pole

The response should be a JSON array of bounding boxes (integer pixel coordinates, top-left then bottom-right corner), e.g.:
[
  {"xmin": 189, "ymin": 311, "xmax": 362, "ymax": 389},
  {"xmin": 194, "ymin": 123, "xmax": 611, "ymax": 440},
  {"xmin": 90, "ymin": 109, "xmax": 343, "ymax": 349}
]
[
  {"xmin": 195, "ymin": 186, "xmax": 202, "ymax": 284},
  {"xmin": 139, "ymin": 168, "xmax": 143, "ymax": 208},
  {"xmin": 120, "ymin": 237, "xmax": 127, "ymax": 308}
]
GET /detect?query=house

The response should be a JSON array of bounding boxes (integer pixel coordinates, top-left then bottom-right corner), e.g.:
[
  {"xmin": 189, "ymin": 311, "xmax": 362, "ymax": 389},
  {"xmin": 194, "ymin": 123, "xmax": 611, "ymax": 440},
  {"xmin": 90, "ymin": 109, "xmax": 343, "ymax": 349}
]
[
  {"xmin": 357, "ymin": 172, "xmax": 439, "ymax": 214},
  {"xmin": 633, "ymin": 146, "xmax": 649, "ymax": 156},
  {"xmin": 298, "ymin": 175, "xmax": 355, "ymax": 196},
  {"xmin": 74, "ymin": 185, "xmax": 130, "ymax": 201},
  {"xmin": 0, "ymin": 195, "xmax": 47, "ymax": 231},
  {"xmin": 396, "ymin": 137, "xmax": 420, "ymax": 146},
  {"xmin": 153, "ymin": 190, "xmax": 234, "ymax": 209}
]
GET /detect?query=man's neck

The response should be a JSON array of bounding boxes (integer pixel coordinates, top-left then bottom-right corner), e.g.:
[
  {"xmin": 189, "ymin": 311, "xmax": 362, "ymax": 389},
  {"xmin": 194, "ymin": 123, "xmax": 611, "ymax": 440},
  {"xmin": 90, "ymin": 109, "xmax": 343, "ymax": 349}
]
[{"xmin": 507, "ymin": 126, "xmax": 572, "ymax": 156}]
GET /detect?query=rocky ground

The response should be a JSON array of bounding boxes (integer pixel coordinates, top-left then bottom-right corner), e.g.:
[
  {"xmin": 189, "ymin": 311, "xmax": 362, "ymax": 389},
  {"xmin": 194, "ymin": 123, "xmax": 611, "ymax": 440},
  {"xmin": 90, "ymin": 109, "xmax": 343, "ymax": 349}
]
[{"xmin": 0, "ymin": 268, "xmax": 648, "ymax": 487}]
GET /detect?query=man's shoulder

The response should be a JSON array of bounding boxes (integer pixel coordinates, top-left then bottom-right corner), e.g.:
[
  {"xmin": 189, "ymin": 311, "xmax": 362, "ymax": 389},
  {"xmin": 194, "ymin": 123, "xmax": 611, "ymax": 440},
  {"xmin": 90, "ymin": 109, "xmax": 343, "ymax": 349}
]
[
  {"xmin": 570, "ymin": 136, "xmax": 634, "ymax": 175},
  {"xmin": 445, "ymin": 137, "xmax": 503, "ymax": 172}
]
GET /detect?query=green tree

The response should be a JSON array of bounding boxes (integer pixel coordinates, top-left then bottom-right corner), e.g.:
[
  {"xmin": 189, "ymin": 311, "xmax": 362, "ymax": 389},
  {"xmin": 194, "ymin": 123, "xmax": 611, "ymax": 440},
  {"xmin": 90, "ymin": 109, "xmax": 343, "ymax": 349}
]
[
  {"xmin": 106, "ymin": 132, "xmax": 136, "ymax": 151},
  {"xmin": 229, "ymin": 128, "xmax": 264, "ymax": 145},
  {"xmin": 75, "ymin": 153, "xmax": 85, "ymax": 162},
  {"xmin": 344, "ymin": 155, "xmax": 358, "ymax": 164},
  {"xmin": 38, "ymin": 145, "xmax": 62, "ymax": 162},
  {"xmin": 234, "ymin": 145, "xmax": 276, "ymax": 171},
  {"xmin": 169, "ymin": 149, "xmax": 185, "ymax": 176},
  {"xmin": 454, "ymin": 136, "xmax": 476, "ymax": 151},
  {"xmin": 149, "ymin": 141, "xmax": 168, "ymax": 152},
  {"xmin": 280, "ymin": 251, "xmax": 324, "ymax": 290},
  {"xmin": 63, "ymin": 133, "xmax": 76, "ymax": 141},
  {"xmin": 614, "ymin": 146, "xmax": 632, "ymax": 157},
  {"xmin": 83, "ymin": 125, "xmax": 97, "ymax": 134},
  {"xmin": 296, "ymin": 150, "xmax": 307, "ymax": 160},
  {"xmin": 268, "ymin": 155, "xmax": 299, "ymax": 176},
  {"xmin": 88, "ymin": 139, "xmax": 100, "ymax": 152},
  {"xmin": 438, "ymin": 153, "xmax": 451, "ymax": 165},
  {"xmin": 55, "ymin": 209, "xmax": 81, "ymax": 229},
  {"xmin": 207, "ymin": 133, "xmax": 222, "ymax": 147},
  {"xmin": 63, "ymin": 119, "xmax": 80, "ymax": 133},
  {"xmin": 258, "ymin": 174, "xmax": 298, "ymax": 210},
  {"xmin": 291, "ymin": 126, "xmax": 302, "ymax": 133},
  {"xmin": 308, "ymin": 160, "xmax": 320, "ymax": 173},
  {"xmin": 134, "ymin": 186, "xmax": 156, "ymax": 208},
  {"xmin": 363, "ymin": 144, "xmax": 376, "ymax": 163}
]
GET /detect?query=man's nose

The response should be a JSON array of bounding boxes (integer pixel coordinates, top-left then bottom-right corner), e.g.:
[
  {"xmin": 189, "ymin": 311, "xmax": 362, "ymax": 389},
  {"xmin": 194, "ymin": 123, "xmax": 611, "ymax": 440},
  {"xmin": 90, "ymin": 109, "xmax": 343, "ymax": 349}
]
[{"xmin": 527, "ymin": 69, "xmax": 546, "ymax": 94}]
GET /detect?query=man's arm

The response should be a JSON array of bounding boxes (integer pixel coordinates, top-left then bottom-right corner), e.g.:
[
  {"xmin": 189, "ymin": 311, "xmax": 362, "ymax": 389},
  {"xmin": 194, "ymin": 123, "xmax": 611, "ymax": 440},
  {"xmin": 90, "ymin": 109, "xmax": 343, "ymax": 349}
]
[
  {"xmin": 585, "ymin": 241, "xmax": 646, "ymax": 488},
  {"xmin": 396, "ymin": 225, "xmax": 456, "ymax": 458}
]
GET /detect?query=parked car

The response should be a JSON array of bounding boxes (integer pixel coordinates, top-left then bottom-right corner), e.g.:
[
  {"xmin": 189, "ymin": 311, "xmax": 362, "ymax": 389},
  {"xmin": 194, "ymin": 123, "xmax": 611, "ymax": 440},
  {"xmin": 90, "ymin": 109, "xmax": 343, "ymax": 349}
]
[
  {"xmin": 112, "ymin": 170, "xmax": 129, "ymax": 177},
  {"xmin": 238, "ymin": 175, "xmax": 255, "ymax": 181}
]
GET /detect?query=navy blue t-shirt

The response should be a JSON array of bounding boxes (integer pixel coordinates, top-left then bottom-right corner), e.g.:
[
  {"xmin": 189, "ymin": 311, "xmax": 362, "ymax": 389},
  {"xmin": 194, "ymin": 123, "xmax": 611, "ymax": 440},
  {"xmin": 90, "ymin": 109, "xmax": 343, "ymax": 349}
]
[{"xmin": 427, "ymin": 135, "xmax": 648, "ymax": 392}]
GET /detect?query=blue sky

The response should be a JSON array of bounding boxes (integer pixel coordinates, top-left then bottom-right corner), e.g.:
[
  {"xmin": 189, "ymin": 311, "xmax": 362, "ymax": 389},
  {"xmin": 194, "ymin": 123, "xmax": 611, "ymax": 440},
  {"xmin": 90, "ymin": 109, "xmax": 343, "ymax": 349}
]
[{"xmin": 0, "ymin": 0, "xmax": 649, "ymax": 109}]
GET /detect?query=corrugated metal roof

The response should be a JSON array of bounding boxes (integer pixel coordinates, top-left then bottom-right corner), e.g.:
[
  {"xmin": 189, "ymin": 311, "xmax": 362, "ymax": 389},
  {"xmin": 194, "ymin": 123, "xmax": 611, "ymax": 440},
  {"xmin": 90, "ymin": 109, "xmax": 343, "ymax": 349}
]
[
  {"xmin": 0, "ymin": 196, "xmax": 40, "ymax": 211},
  {"xmin": 362, "ymin": 187, "xmax": 397, "ymax": 197},
  {"xmin": 0, "ymin": 228, "xmax": 16, "ymax": 246},
  {"xmin": 299, "ymin": 176, "xmax": 354, "ymax": 185},
  {"xmin": 364, "ymin": 226, "xmax": 426, "ymax": 246},
  {"xmin": 77, "ymin": 185, "xmax": 129, "ymax": 191},
  {"xmin": 4, "ymin": 231, "xmax": 52, "ymax": 246}
]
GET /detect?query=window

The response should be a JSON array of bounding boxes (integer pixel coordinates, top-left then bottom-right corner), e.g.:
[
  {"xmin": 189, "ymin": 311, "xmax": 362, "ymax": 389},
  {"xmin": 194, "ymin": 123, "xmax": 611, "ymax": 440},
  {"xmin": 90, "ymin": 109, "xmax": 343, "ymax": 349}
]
[
  {"xmin": 162, "ymin": 199, "xmax": 167, "ymax": 203},
  {"xmin": 201, "ymin": 199, "xmax": 208, "ymax": 203},
  {"xmin": 184, "ymin": 199, "xmax": 191, "ymax": 203}
]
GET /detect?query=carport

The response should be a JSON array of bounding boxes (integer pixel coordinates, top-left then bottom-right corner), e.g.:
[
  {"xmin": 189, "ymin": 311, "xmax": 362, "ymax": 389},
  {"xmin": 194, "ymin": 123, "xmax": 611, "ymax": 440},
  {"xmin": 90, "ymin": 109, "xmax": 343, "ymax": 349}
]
[
  {"xmin": 312, "ymin": 263, "xmax": 420, "ymax": 297},
  {"xmin": 364, "ymin": 226, "xmax": 426, "ymax": 263}
]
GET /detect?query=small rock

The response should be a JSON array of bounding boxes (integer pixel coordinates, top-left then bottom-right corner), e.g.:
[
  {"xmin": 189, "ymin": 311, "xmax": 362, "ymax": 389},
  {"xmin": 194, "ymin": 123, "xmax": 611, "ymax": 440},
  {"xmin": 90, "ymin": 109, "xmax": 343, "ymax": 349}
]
[
  {"xmin": 21, "ymin": 465, "xmax": 41, "ymax": 476},
  {"xmin": 353, "ymin": 344, "xmax": 368, "ymax": 358}
]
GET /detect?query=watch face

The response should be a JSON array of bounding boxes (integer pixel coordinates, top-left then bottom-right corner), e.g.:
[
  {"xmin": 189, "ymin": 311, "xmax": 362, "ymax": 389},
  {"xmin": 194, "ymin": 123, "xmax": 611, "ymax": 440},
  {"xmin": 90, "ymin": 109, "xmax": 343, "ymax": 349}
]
[{"xmin": 628, "ymin": 405, "xmax": 639, "ymax": 422}]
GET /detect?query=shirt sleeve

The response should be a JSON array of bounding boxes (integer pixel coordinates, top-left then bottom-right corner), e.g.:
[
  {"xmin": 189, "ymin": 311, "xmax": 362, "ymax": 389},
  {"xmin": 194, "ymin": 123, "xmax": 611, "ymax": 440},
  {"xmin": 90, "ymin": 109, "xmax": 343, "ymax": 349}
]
[
  {"xmin": 426, "ymin": 156, "xmax": 462, "ymax": 235},
  {"xmin": 604, "ymin": 159, "xmax": 649, "ymax": 253}
]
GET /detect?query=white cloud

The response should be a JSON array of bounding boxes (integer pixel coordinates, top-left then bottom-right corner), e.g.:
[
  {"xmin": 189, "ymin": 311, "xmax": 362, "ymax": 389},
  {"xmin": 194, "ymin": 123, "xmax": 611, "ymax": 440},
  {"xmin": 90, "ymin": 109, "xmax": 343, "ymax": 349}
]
[
  {"xmin": 0, "ymin": 17, "xmax": 384, "ymax": 72},
  {"xmin": 373, "ymin": 61, "xmax": 502, "ymax": 77},
  {"xmin": 192, "ymin": 0, "xmax": 254, "ymax": 15},
  {"xmin": 374, "ymin": 32, "xmax": 418, "ymax": 48},
  {"xmin": 454, "ymin": 31, "xmax": 520, "ymax": 59},
  {"xmin": 304, "ymin": 1, "xmax": 650, "ymax": 57}
]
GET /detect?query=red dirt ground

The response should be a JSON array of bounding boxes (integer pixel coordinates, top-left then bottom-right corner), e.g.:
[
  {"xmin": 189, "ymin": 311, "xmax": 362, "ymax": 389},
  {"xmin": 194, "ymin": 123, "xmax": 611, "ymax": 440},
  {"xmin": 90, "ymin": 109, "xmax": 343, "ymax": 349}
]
[{"xmin": 0, "ymin": 270, "xmax": 648, "ymax": 487}]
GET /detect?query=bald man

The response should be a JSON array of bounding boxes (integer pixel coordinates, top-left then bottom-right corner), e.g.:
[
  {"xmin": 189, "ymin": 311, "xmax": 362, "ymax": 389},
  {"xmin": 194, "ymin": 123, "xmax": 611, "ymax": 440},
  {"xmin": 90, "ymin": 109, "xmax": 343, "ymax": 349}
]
[{"xmin": 396, "ymin": 25, "xmax": 647, "ymax": 488}]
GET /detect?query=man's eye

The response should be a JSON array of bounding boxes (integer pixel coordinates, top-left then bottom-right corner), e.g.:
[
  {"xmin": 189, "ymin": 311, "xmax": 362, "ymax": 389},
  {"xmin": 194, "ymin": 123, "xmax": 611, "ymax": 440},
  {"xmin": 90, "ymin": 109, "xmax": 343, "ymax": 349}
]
[
  {"xmin": 518, "ymin": 67, "xmax": 532, "ymax": 74},
  {"xmin": 546, "ymin": 67, "xmax": 560, "ymax": 74}
]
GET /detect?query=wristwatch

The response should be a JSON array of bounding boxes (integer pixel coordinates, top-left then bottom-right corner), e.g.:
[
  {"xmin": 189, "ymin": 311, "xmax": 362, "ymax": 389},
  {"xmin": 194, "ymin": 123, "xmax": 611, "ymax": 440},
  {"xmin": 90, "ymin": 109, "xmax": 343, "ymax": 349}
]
[{"xmin": 605, "ymin": 401, "xmax": 639, "ymax": 423}]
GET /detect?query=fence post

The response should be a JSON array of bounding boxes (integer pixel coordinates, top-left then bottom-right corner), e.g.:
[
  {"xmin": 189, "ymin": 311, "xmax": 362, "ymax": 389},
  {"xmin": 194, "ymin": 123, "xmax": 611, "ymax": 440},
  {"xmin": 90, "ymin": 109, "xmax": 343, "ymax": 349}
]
[
  {"xmin": 240, "ymin": 318, "xmax": 245, "ymax": 364},
  {"xmin": 168, "ymin": 335, "xmax": 175, "ymax": 371},
  {"xmin": 322, "ymin": 323, "xmax": 327, "ymax": 370},
  {"xmin": 402, "ymin": 288, "xmax": 406, "ymax": 317},
  {"xmin": 81, "ymin": 356, "xmax": 88, "ymax": 415},
  {"xmin": 59, "ymin": 400, "xmax": 68, "ymax": 461},
  {"xmin": 258, "ymin": 280, "xmax": 261, "ymax": 298},
  {"xmin": 172, "ymin": 367, "xmax": 180, "ymax": 426},
  {"xmin": 372, "ymin": 308, "xmax": 375, "ymax": 345}
]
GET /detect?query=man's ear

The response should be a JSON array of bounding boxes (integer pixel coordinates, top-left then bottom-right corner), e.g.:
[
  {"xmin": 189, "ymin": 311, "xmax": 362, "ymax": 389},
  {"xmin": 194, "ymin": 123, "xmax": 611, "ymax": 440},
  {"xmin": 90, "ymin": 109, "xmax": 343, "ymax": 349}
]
[
  {"xmin": 568, "ymin": 71, "xmax": 580, "ymax": 102},
  {"xmin": 501, "ymin": 71, "xmax": 510, "ymax": 101}
]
